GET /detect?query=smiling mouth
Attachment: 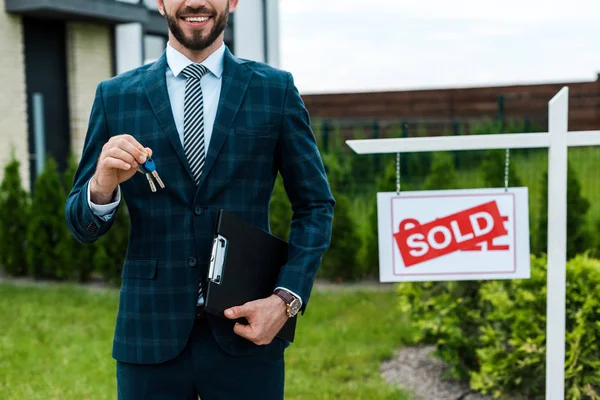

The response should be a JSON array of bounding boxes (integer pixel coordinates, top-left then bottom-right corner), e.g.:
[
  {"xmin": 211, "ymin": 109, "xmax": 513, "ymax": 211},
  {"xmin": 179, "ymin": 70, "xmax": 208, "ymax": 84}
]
[{"xmin": 182, "ymin": 16, "xmax": 211, "ymax": 23}]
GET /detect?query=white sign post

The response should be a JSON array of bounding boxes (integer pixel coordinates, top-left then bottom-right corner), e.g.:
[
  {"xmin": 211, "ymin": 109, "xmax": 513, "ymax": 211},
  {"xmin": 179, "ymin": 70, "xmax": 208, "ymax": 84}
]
[{"xmin": 346, "ymin": 87, "xmax": 600, "ymax": 400}]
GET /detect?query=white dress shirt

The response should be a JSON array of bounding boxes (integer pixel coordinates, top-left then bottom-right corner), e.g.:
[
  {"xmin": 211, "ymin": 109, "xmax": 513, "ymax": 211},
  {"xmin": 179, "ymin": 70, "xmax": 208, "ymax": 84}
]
[{"xmin": 87, "ymin": 43, "xmax": 302, "ymax": 306}]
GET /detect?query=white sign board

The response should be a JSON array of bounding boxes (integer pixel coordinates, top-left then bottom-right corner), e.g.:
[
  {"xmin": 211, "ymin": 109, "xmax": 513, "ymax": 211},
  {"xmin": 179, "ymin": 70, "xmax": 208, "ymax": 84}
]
[{"xmin": 377, "ymin": 187, "xmax": 530, "ymax": 282}]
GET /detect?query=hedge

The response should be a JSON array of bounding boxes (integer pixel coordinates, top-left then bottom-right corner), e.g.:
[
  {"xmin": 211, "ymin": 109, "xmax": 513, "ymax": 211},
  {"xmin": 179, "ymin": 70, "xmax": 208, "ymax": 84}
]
[
  {"xmin": 26, "ymin": 157, "xmax": 72, "ymax": 280},
  {"xmin": 0, "ymin": 156, "xmax": 29, "ymax": 276},
  {"xmin": 398, "ymin": 255, "xmax": 600, "ymax": 399}
]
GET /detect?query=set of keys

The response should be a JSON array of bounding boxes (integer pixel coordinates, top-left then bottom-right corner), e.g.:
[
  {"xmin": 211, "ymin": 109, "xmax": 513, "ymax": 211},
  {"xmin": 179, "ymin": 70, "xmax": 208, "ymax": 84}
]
[{"xmin": 138, "ymin": 157, "xmax": 165, "ymax": 192}]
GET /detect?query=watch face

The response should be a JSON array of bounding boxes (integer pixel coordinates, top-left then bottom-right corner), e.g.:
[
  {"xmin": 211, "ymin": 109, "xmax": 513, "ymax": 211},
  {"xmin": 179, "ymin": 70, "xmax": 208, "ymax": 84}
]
[{"xmin": 289, "ymin": 299, "xmax": 300, "ymax": 317}]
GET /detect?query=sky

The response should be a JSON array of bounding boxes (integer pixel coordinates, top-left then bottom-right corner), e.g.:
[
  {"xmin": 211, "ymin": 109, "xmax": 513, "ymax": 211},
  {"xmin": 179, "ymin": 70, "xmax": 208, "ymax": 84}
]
[{"xmin": 279, "ymin": 0, "xmax": 600, "ymax": 95}]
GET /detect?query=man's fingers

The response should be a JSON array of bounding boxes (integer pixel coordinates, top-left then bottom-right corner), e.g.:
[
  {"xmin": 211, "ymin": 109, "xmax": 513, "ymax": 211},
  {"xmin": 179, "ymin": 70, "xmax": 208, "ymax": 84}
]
[
  {"xmin": 225, "ymin": 304, "xmax": 252, "ymax": 319},
  {"xmin": 108, "ymin": 135, "xmax": 148, "ymax": 164},
  {"xmin": 233, "ymin": 323, "xmax": 253, "ymax": 339},
  {"xmin": 101, "ymin": 157, "xmax": 134, "ymax": 171},
  {"xmin": 224, "ymin": 305, "xmax": 243, "ymax": 319},
  {"xmin": 119, "ymin": 134, "xmax": 148, "ymax": 157},
  {"xmin": 106, "ymin": 147, "xmax": 138, "ymax": 168}
]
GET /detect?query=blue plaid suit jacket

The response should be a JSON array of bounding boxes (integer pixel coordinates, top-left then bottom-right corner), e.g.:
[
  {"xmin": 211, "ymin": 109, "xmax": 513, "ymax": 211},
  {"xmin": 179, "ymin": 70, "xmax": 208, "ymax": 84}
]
[{"xmin": 65, "ymin": 48, "xmax": 335, "ymax": 364}]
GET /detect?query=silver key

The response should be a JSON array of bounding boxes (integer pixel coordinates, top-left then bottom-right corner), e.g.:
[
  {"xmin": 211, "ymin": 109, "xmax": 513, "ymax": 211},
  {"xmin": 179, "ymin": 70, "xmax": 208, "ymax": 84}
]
[
  {"xmin": 145, "ymin": 173, "xmax": 157, "ymax": 192},
  {"xmin": 151, "ymin": 170, "xmax": 165, "ymax": 189}
]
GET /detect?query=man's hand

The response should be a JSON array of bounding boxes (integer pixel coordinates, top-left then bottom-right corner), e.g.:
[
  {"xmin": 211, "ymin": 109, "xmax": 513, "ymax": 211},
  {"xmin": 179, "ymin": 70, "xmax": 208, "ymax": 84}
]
[
  {"xmin": 90, "ymin": 134, "xmax": 152, "ymax": 205},
  {"xmin": 224, "ymin": 295, "xmax": 288, "ymax": 345}
]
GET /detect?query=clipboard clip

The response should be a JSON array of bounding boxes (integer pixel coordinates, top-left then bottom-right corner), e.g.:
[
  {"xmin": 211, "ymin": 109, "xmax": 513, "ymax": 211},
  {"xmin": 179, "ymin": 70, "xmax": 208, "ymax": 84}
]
[{"xmin": 208, "ymin": 234, "xmax": 228, "ymax": 284}]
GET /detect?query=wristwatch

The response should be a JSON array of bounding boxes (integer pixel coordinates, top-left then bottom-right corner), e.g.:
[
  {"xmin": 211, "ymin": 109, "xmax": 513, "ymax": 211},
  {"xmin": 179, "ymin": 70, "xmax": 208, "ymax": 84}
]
[{"xmin": 273, "ymin": 289, "xmax": 301, "ymax": 318}]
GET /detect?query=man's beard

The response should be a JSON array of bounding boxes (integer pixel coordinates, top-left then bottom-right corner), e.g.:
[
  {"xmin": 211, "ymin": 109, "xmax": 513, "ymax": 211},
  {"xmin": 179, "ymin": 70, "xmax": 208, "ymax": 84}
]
[{"xmin": 164, "ymin": 3, "xmax": 229, "ymax": 51}]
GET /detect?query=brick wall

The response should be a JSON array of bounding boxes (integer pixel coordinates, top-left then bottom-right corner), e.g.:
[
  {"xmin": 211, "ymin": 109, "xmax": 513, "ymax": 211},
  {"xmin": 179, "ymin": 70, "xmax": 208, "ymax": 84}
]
[
  {"xmin": 302, "ymin": 75, "xmax": 600, "ymax": 133},
  {"xmin": 66, "ymin": 22, "xmax": 113, "ymax": 161},
  {"xmin": 0, "ymin": 1, "xmax": 29, "ymax": 190}
]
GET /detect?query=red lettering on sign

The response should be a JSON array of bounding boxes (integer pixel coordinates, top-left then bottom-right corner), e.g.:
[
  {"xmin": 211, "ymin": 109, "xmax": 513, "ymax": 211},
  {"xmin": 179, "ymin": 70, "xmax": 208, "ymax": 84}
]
[
  {"xmin": 462, "ymin": 216, "xmax": 510, "ymax": 251},
  {"xmin": 393, "ymin": 201, "xmax": 508, "ymax": 267}
]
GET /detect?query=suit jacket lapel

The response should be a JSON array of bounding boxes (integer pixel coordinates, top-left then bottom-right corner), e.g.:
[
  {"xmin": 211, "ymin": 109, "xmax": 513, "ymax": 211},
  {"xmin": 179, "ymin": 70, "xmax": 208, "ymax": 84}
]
[
  {"xmin": 195, "ymin": 48, "xmax": 253, "ymax": 190},
  {"xmin": 143, "ymin": 54, "xmax": 195, "ymax": 182}
]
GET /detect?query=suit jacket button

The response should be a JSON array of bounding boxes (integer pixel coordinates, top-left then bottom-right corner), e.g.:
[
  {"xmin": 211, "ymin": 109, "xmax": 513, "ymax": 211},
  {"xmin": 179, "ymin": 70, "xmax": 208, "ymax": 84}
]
[
  {"xmin": 194, "ymin": 206, "xmax": 204, "ymax": 216},
  {"xmin": 188, "ymin": 257, "xmax": 197, "ymax": 267}
]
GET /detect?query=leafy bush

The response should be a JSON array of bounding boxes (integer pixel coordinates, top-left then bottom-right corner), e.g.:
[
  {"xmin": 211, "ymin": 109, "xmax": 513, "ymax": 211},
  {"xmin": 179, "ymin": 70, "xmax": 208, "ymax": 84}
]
[
  {"xmin": 481, "ymin": 149, "xmax": 523, "ymax": 188},
  {"xmin": 399, "ymin": 255, "xmax": 600, "ymax": 399},
  {"xmin": 319, "ymin": 188, "xmax": 361, "ymax": 282},
  {"xmin": 26, "ymin": 157, "xmax": 71, "ymax": 280},
  {"xmin": 592, "ymin": 218, "xmax": 600, "ymax": 259},
  {"xmin": 58, "ymin": 155, "xmax": 96, "ymax": 282},
  {"xmin": 398, "ymin": 280, "xmax": 485, "ymax": 380},
  {"xmin": 404, "ymin": 125, "xmax": 433, "ymax": 181},
  {"xmin": 533, "ymin": 162, "xmax": 590, "ymax": 259},
  {"xmin": 422, "ymin": 152, "xmax": 457, "ymax": 191},
  {"xmin": 0, "ymin": 157, "xmax": 30, "ymax": 276},
  {"xmin": 357, "ymin": 199, "xmax": 379, "ymax": 279},
  {"xmin": 269, "ymin": 174, "xmax": 292, "ymax": 241}
]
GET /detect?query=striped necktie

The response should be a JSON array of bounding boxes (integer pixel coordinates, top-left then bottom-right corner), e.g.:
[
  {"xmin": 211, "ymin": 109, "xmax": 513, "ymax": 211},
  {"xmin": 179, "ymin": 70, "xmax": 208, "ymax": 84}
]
[
  {"xmin": 181, "ymin": 63, "xmax": 209, "ymax": 185},
  {"xmin": 181, "ymin": 63, "xmax": 209, "ymax": 307}
]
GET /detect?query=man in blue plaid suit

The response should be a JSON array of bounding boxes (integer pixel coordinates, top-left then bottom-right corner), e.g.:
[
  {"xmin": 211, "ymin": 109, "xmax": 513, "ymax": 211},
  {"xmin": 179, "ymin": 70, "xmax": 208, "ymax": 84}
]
[{"xmin": 65, "ymin": 0, "xmax": 334, "ymax": 398}]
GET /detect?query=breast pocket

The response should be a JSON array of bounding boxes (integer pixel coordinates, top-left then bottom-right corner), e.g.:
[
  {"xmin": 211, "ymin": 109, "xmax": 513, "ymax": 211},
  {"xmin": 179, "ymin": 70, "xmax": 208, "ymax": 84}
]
[
  {"xmin": 221, "ymin": 126, "xmax": 279, "ymax": 180},
  {"xmin": 226, "ymin": 126, "xmax": 279, "ymax": 156},
  {"xmin": 233, "ymin": 125, "xmax": 277, "ymax": 138}
]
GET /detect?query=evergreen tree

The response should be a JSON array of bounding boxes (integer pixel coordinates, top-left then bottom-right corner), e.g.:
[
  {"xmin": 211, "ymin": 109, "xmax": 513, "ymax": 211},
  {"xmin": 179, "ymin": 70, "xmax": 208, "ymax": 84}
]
[
  {"xmin": 0, "ymin": 157, "xmax": 30, "ymax": 276},
  {"xmin": 269, "ymin": 174, "xmax": 292, "ymax": 241},
  {"xmin": 481, "ymin": 150, "xmax": 523, "ymax": 188},
  {"xmin": 359, "ymin": 199, "xmax": 380, "ymax": 278},
  {"xmin": 322, "ymin": 150, "xmax": 352, "ymax": 194},
  {"xmin": 319, "ymin": 189, "xmax": 361, "ymax": 282},
  {"xmin": 405, "ymin": 125, "xmax": 433, "ymax": 181},
  {"xmin": 422, "ymin": 152, "xmax": 457, "ymax": 190},
  {"xmin": 534, "ymin": 163, "xmax": 590, "ymax": 259},
  {"xmin": 27, "ymin": 157, "xmax": 71, "ymax": 279},
  {"xmin": 58, "ymin": 155, "xmax": 96, "ymax": 282},
  {"xmin": 592, "ymin": 218, "xmax": 600, "ymax": 259}
]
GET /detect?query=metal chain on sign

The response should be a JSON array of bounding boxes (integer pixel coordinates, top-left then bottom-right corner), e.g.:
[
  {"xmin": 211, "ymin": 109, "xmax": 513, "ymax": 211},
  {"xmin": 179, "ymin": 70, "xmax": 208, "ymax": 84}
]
[
  {"xmin": 504, "ymin": 148, "xmax": 510, "ymax": 192},
  {"xmin": 396, "ymin": 152, "xmax": 401, "ymax": 194}
]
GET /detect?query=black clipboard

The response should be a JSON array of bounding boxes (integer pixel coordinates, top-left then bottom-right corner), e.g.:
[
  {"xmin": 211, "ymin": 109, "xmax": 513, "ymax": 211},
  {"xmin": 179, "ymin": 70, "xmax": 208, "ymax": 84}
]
[{"xmin": 204, "ymin": 210, "xmax": 297, "ymax": 342}]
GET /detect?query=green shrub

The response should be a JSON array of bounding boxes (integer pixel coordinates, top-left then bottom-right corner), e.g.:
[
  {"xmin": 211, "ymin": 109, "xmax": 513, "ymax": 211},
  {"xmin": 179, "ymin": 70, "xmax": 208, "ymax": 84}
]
[
  {"xmin": 399, "ymin": 255, "xmax": 600, "ymax": 399},
  {"xmin": 481, "ymin": 150, "xmax": 523, "ymax": 188},
  {"xmin": 59, "ymin": 156, "xmax": 96, "ymax": 282},
  {"xmin": 398, "ymin": 280, "xmax": 485, "ymax": 380},
  {"xmin": 404, "ymin": 125, "xmax": 432, "ymax": 181},
  {"xmin": 269, "ymin": 174, "xmax": 292, "ymax": 241},
  {"xmin": 319, "ymin": 189, "xmax": 362, "ymax": 282},
  {"xmin": 422, "ymin": 152, "xmax": 457, "ymax": 191},
  {"xmin": 533, "ymin": 162, "xmax": 590, "ymax": 259},
  {"xmin": 0, "ymin": 157, "xmax": 30, "ymax": 276},
  {"xmin": 592, "ymin": 218, "xmax": 600, "ymax": 259},
  {"xmin": 322, "ymin": 150, "xmax": 353, "ymax": 194},
  {"xmin": 473, "ymin": 255, "xmax": 600, "ymax": 398},
  {"xmin": 27, "ymin": 157, "xmax": 71, "ymax": 280},
  {"xmin": 357, "ymin": 198, "xmax": 379, "ymax": 278}
]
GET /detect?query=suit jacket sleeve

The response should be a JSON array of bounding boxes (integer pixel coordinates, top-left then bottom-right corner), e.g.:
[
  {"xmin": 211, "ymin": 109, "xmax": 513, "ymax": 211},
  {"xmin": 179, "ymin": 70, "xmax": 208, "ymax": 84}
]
[
  {"xmin": 274, "ymin": 72, "xmax": 336, "ymax": 312},
  {"xmin": 65, "ymin": 82, "xmax": 120, "ymax": 243}
]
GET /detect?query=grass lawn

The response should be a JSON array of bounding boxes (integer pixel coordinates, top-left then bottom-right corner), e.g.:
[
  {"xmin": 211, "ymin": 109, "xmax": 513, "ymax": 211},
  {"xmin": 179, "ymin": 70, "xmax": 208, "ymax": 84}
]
[{"xmin": 0, "ymin": 282, "xmax": 412, "ymax": 400}]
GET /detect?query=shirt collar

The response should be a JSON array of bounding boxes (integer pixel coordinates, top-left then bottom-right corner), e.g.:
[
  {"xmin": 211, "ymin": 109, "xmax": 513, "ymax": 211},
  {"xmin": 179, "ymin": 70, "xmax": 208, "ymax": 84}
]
[{"xmin": 166, "ymin": 42, "xmax": 225, "ymax": 79}]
